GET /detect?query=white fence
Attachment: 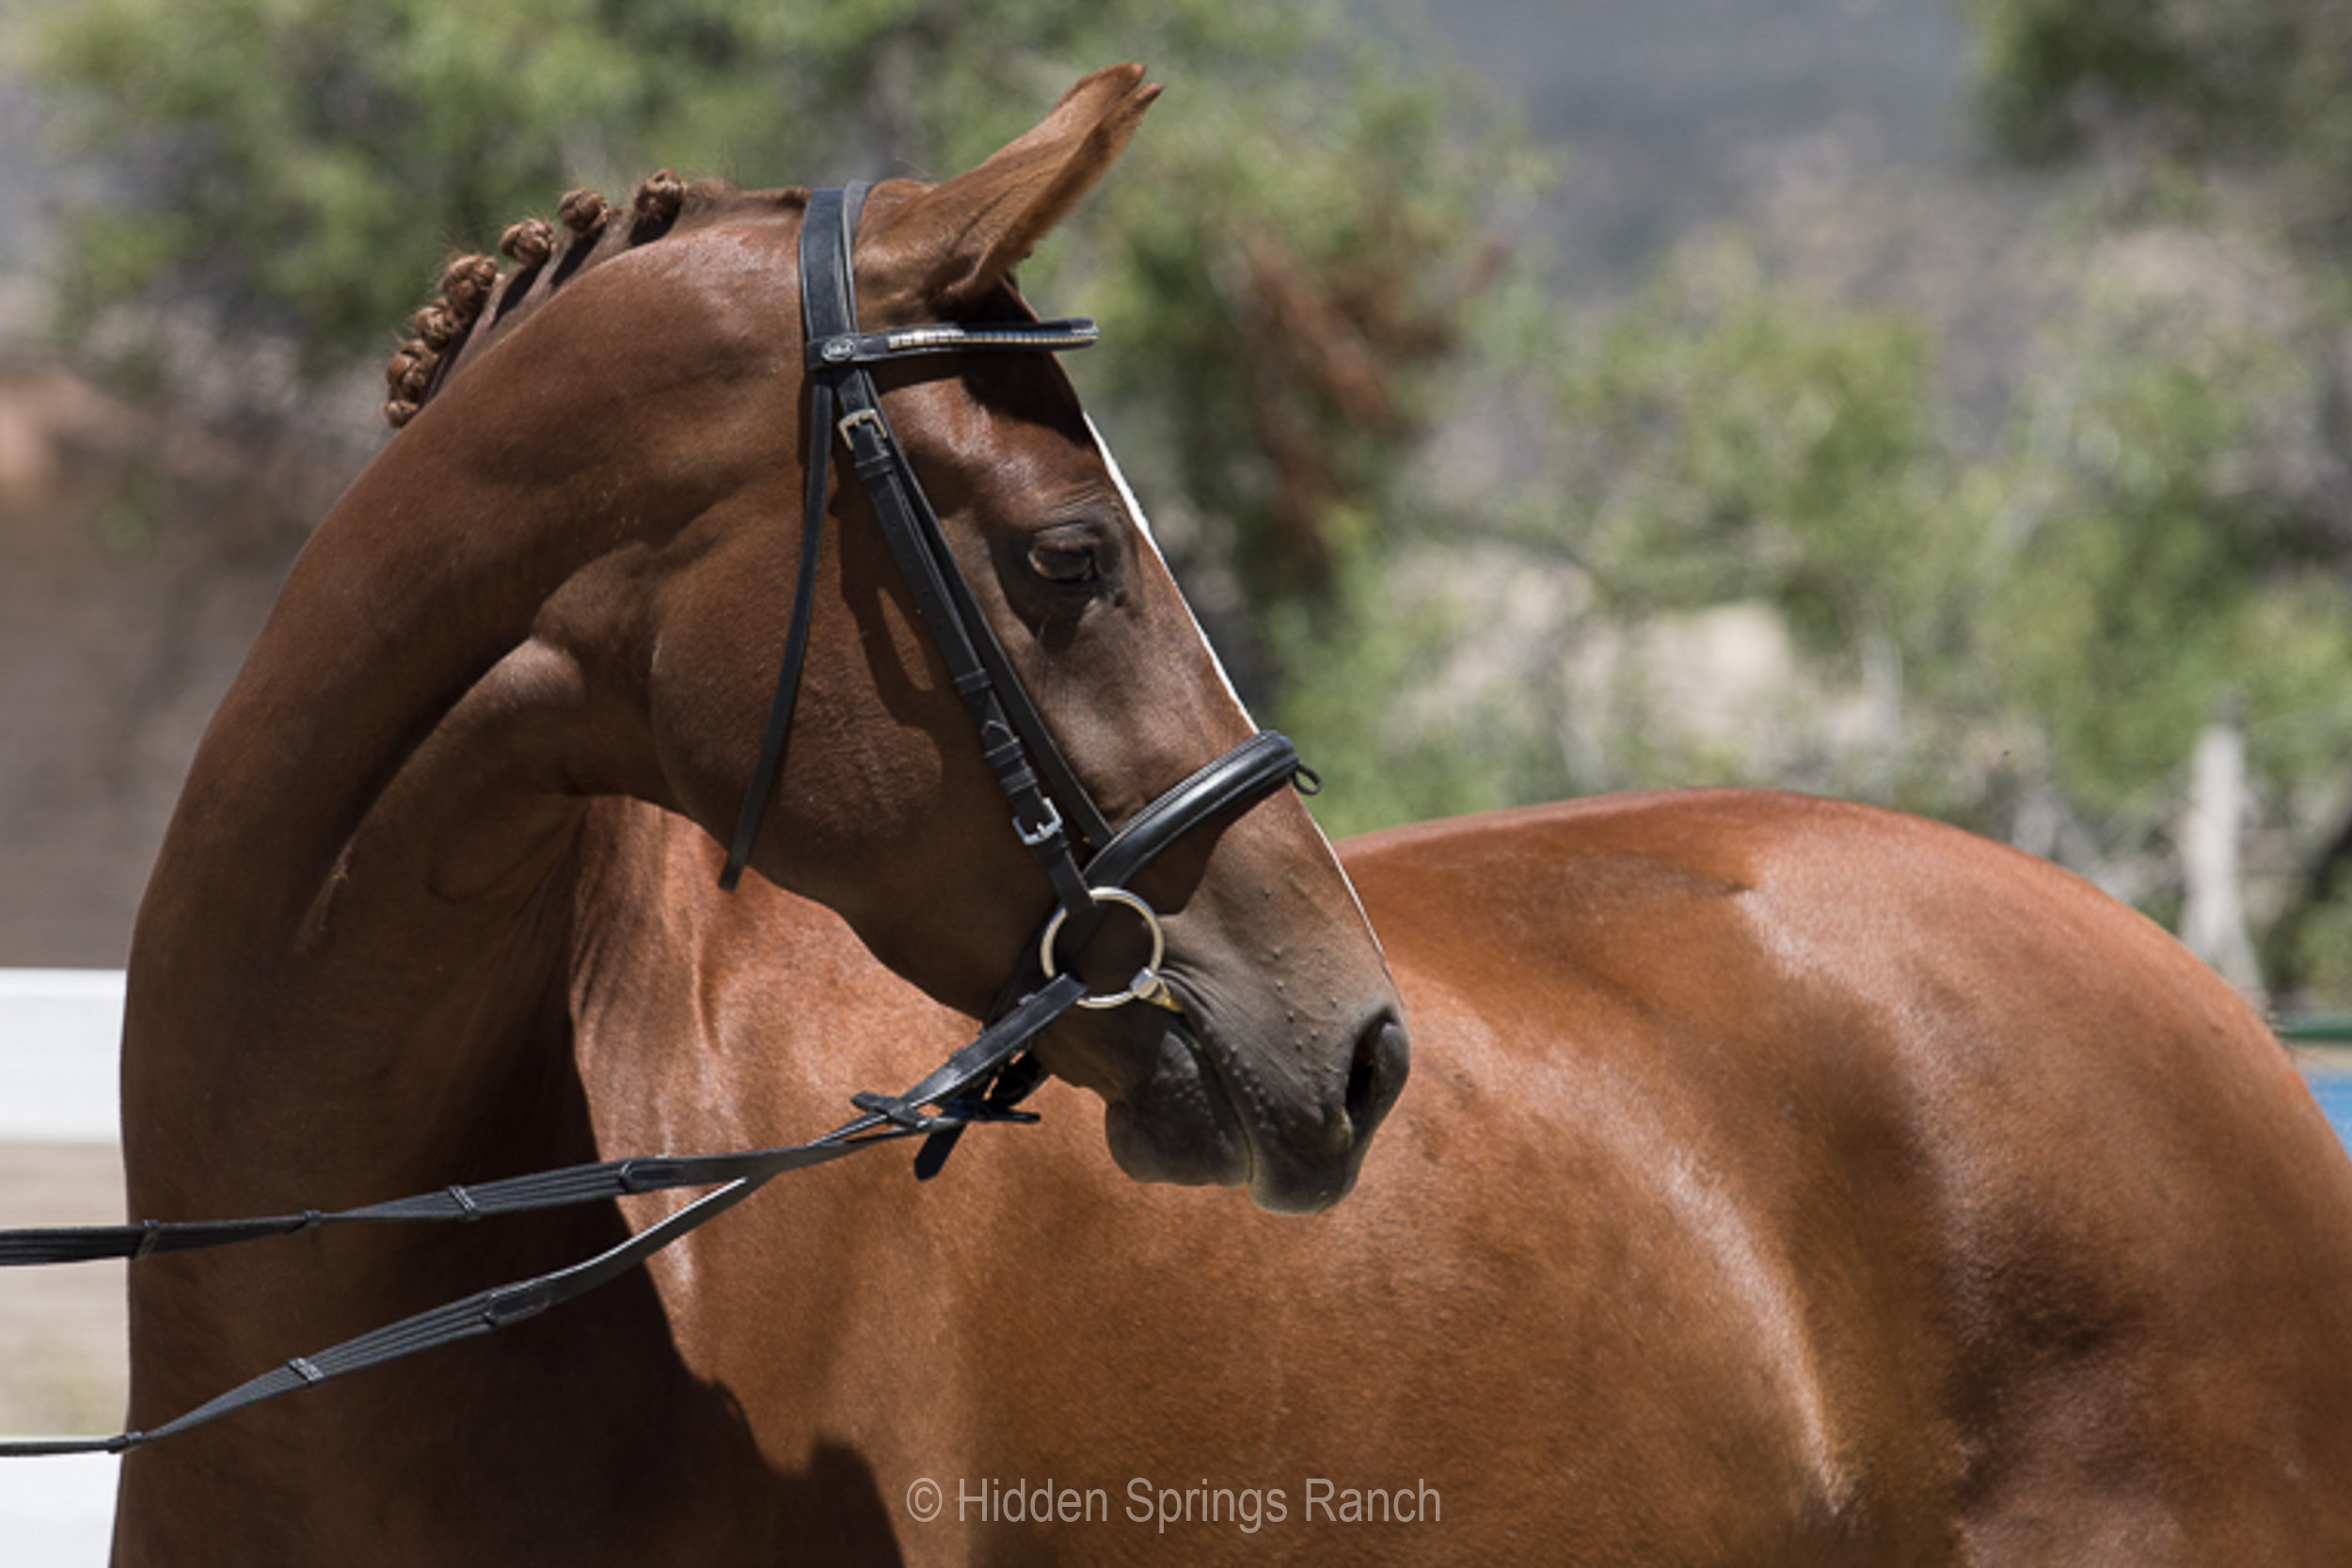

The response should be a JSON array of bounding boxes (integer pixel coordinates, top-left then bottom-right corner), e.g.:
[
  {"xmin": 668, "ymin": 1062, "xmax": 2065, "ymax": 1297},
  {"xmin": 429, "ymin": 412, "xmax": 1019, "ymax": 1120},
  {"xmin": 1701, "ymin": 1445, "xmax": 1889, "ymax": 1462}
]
[
  {"xmin": 0, "ymin": 970, "xmax": 123, "ymax": 1561},
  {"xmin": 0, "ymin": 969, "xmax": 121, "ymax": 1143}
]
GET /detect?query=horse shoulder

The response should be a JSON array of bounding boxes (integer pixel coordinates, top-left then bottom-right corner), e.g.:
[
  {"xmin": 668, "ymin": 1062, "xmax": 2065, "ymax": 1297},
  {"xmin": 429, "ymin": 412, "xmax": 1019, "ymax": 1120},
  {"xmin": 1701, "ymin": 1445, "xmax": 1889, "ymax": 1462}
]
[{"xmin": 1343, "ymin": 789, "xmax": 2352, "ymax": 1559}]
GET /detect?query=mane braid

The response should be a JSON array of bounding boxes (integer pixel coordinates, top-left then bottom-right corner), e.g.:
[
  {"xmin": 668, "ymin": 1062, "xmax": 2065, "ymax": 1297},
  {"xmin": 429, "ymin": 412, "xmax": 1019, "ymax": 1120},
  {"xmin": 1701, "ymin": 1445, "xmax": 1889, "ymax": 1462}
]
[
  {"xmin": 382, "ymin": 170, "xmax": 775, "ymax": 429},
  {"xmin": 383, "ymin": 250, "xmax": 498, "ymax": 429}
]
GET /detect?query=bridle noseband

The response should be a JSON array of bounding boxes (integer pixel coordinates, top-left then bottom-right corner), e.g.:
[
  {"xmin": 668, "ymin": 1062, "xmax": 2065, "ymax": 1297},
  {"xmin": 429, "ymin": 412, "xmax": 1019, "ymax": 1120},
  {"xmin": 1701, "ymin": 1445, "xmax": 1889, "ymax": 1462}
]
[{"xmin": 0, "ymin": 184, "xmax": 1322, "ymax": 1457}]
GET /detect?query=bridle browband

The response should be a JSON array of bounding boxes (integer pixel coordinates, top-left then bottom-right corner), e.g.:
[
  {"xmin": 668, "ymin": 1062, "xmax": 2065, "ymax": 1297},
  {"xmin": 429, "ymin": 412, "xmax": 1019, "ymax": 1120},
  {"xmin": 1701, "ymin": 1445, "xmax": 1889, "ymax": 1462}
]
[{"xmin": 0, "ymin": 184, "xmax": 1318, "ymax": 1457}]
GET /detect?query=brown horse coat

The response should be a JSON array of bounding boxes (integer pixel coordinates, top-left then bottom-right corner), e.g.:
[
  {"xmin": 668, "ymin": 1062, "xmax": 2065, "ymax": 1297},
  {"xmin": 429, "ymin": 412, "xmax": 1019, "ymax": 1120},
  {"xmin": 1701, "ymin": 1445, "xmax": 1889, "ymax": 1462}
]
[
  {"xmin": 556, "ymin": 790, "xmax": 2352, "ymax": 1564},
  {"xmin": 102, "ymin": 62, "xmax": 2352, "ymax": 1564},
  {"xmin": 109, "ymin": 67, "xmax": 1413, "ymax": 1561}
]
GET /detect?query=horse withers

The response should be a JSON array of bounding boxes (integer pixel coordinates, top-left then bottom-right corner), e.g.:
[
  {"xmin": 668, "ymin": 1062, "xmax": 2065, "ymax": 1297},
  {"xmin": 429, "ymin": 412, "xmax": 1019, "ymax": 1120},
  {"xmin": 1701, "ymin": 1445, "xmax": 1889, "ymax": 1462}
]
[{"xmin": 111, "ymin": 66, "xmax": 1404, "ymax": 1563}]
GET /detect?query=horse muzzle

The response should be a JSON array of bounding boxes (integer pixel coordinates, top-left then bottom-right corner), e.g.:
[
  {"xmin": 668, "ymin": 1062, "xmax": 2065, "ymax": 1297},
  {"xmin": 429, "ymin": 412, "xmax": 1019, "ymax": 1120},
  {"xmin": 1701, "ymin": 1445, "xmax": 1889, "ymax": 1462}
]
[{"xmin": 1098, "ymin": 990, "xmax": 1408, "ymax": 1214}]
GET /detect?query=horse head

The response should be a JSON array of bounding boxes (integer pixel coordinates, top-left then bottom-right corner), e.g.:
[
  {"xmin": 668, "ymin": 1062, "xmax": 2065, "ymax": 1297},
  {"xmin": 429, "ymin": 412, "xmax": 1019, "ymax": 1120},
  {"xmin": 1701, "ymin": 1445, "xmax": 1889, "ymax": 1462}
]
[{"xmin": 371, "ymin": 65, "xmax": 1406, "ymax": 1212}]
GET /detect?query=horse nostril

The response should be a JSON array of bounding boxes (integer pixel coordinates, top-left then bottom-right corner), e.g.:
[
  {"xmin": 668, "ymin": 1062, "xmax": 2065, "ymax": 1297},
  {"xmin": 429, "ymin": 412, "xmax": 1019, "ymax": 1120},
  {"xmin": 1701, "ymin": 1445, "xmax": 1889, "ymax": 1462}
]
[{"xmin": 1344, "ymin": 1009, "xmax": 1409, "ymax": 1145}]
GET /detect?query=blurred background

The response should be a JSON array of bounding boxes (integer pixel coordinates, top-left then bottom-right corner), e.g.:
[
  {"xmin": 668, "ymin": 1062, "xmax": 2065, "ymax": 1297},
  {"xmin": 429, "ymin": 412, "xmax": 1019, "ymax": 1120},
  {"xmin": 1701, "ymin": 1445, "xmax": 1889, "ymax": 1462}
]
[
  {"xmin": 0, "ymin": 0, "xmax": 2350, "ymax": 1535},
  {"xmin": 8, "ymin": 0, "xmax": 2352, "ymax": 1006}
]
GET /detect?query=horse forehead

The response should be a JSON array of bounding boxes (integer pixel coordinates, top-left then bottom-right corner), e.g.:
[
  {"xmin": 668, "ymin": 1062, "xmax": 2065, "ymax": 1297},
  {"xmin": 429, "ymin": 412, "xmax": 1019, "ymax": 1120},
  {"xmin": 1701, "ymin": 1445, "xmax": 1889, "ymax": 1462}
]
[{"xmin": 894, "ymin": 365, "xmax": 1102, "ymax": 485}]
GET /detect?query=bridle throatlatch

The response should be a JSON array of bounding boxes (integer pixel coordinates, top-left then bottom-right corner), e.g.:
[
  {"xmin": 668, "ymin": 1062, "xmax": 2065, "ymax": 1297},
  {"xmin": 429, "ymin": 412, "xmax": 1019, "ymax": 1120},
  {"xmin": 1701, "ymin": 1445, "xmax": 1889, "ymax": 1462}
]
[{"xmin": 0, "ymin": 184, "xmax": 1318, "ymax": 1458}]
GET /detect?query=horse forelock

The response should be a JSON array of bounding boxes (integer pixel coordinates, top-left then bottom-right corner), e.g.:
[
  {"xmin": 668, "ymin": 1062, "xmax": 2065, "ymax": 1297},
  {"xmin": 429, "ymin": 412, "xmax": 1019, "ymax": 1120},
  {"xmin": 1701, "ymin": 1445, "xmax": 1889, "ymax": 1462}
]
[{"xmin": 382, "ymin": 174, "xmax": 810, "ymax": 428}]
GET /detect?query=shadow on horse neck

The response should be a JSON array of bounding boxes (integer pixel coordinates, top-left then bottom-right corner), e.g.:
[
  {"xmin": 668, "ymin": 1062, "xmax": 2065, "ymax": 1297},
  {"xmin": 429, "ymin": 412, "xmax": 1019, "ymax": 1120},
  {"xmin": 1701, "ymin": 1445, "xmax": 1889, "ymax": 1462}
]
[{"xmin": 111, "ymin": 65, "xmax": 1404, "ymax": 1564}]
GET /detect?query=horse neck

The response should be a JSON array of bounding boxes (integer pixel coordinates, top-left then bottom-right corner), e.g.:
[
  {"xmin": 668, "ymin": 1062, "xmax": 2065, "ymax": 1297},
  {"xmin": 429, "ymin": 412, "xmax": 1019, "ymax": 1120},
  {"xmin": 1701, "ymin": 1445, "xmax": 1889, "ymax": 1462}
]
[{"xmin": 122, "ymin": 413, "xmax": 696, "ymax": 1203}]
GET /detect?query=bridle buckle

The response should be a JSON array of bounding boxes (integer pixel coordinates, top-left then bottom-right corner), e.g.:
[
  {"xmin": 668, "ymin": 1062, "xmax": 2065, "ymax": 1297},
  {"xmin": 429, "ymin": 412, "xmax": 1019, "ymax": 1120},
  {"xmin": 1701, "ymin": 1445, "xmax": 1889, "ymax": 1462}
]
[{"xmin": 1015, "ymin": 798, "xmax": 1065, "ymax": 848}]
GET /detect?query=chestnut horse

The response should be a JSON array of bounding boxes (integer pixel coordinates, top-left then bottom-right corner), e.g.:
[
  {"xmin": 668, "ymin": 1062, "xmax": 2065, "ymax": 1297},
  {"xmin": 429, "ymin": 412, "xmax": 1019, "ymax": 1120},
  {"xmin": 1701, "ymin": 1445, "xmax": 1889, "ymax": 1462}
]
[
  {"xmin": 109, "ymin": 67, "xmax": 1408, "ymax": 1562},
  {"xmin": 100, "ymin": 64, "xmax": 2352, "ymax": 1565}
]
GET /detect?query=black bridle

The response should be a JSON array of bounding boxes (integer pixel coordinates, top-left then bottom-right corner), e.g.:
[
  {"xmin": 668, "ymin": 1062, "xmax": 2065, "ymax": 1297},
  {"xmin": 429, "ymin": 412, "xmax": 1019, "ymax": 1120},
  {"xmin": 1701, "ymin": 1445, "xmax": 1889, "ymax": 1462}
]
[
  {"xmin": 0, "ymin": 184, "xmax": 1314, "ymax": 1457},
  {"xmin": 730, "ymin": 180, "xmax": 1317, "ymax": 1146}
]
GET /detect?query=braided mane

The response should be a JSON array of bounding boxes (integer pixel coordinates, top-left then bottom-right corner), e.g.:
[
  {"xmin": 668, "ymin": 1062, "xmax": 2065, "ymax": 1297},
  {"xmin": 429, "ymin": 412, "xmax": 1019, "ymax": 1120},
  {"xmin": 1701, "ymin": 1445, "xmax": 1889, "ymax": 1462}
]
[{"xmin": 382, "ymin": 171, "xmax": 803, "ymax": 427}]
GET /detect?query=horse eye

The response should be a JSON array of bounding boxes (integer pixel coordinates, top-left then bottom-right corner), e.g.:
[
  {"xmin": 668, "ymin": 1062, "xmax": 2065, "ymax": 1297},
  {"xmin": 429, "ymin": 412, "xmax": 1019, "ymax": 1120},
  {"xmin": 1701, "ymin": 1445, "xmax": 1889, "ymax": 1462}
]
[{"xmin": 1027, "ymin": 537, "xmax": 1102, "ymax": 585}]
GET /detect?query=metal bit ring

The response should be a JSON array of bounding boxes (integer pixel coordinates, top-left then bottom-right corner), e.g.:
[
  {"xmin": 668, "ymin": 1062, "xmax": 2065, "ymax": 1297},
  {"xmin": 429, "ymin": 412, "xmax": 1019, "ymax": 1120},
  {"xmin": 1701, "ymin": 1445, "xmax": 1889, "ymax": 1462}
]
[{"xmin": 1040, "ymin": 887, "xmax": 1175, "ymax": 1011}]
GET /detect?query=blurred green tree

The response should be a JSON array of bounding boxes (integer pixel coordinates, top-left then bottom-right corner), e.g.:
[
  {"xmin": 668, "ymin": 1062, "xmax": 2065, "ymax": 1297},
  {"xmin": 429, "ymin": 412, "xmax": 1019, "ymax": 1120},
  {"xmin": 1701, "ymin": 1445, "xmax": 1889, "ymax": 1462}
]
[
  {"xmin": 1279, "ymin": 0, "xmax": 2352, "ymax": 1006},
  {"xmin": 1961, "ymin": 0, "xmax": 2352, "ymax": 998},
  {"xmin": 1964, "ymin": 0, "xmax": 2352, "ymax": 210},
  {"xmin": 1278, "ymin": 243, "xmax": 1982, "ymax": 837},
  {"xmin": 22, "ymin": 0, "xmax": 1533, "ymax": 696},
  {"xmin": 1281, "ymin": 228, "xmax": 2352, "ymax": 980}
]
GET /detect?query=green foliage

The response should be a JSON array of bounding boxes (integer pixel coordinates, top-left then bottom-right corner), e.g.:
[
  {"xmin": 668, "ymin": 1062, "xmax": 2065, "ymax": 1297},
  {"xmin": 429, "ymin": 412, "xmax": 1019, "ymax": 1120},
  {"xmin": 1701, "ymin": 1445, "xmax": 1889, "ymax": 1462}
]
[
  {"xmin": 1284, "ymin": 242, "xmax": 1973, "ymax": 835},
  {"xmin": 1964, "ymin": 0, "xmax": 2344, "ymax": 155},
  {"xmin": 21, "ymin": 0, "xmax": 1530, "ymax": 689},
  {"xmin": 1281, "ymin": 226, "xmax": 2352, "ymax": 929},
  {"xmin": 1962, "ymin": 0, "xmax": 2352, "ymax": 238},
  {"xmin": 1283, "ymin": 246, "xmax": 1924, "ymax": 833},
  {"xmin": 1956, "ymin": 0, "xmax": 2352, "ymax": 994},
  {"xmin": 1072, "ymin": 39, "xmax": 1531, "ymax": 616},
  {"xmin": 33, "ymin": 0, "xmax": 662, "ymax": 358},
  {"xmin": 2272, "ymin": 882, "xmax": 2352, "ymax": 1006},
  {"xmin": 1267, "ymin": 549, "xmax": 1564, "ymax": 839},
  {"xmin": 1547, "ymin": 243, "xmax": 1962, "ymax": 670},
  {"xmin": 1983, "ymin": 291, "xmax": 2352, "ymax": 826}
]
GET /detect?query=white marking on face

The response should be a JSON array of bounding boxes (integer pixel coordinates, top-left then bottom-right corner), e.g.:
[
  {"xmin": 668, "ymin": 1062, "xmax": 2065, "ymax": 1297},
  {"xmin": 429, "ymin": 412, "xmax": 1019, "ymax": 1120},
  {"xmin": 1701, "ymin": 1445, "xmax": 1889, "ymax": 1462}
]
[
  {"xmin": 1084, "ymin": 417, "xmax": 1386, "ymax": 956},
  {"xmin": 1086, "ymin": 415, "xmax": 1254, "ymax": 725}
]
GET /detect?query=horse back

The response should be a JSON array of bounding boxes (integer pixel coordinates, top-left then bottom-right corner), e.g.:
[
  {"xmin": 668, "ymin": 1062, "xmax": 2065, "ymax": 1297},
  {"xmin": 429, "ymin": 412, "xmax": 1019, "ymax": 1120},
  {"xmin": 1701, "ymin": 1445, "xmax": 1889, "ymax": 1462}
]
[{"xmin": 1345, "ymin": 789, "xmax": 2352, "ymax": 1561}]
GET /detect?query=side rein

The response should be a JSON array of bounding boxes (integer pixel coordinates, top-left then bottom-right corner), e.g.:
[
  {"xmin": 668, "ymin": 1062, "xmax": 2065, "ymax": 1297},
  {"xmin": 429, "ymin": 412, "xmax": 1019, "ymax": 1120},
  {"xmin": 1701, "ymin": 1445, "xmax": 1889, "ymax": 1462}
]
[{"xmin": 0, "ymin": 185, "xmax": 1315, "ymax": 1457}]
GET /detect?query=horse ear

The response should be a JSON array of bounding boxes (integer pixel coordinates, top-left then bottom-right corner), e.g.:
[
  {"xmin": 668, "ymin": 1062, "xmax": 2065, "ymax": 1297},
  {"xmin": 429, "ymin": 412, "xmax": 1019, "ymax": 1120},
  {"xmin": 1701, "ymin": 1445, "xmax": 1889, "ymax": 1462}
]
[{"xmin": 859, "ymin": 64, "xmax": 1160, "ymax": 315}]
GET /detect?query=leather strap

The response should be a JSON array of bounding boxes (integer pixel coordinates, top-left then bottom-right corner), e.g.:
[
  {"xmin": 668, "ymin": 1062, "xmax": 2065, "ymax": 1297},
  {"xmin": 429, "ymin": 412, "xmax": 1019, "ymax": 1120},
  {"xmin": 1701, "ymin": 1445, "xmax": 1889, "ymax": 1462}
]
[
  {"xmin": 720, "ymin": 182, "xmax": 868, "ymax": 890},
  {"xmin": 0, "ymin": 973, "xmax": 1089, "ymax": 1457},
  {"xmin": 721, "ymin": 182, "xmax": 1113, "ymax": 894},
  {"xmin": 0, "ymin": 186, "xmax": 1325, "ymax": 1459},
  {"xmin": 807, "ymin": 320, "xmax": 1100, "ymax": 369}
]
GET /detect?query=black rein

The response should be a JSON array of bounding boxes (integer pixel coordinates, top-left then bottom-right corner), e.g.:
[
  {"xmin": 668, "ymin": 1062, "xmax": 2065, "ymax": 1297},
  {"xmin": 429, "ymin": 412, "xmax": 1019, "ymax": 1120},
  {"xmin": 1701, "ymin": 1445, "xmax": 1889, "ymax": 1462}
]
[{"xmin": 0, "ymin": 184, "xmax": 1314, "ymax": 1458}]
